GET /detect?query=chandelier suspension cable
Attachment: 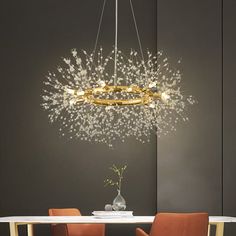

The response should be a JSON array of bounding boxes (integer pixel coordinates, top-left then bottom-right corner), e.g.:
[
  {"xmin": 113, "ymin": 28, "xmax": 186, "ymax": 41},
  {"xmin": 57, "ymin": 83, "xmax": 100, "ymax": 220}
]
[
  {"xmin": 93, "ymin": 0, "xmax": 142, "ymax": 84},
  {"xmin": 114, "ymin": 0, "xmax": 118, "ymax": 85},
  {"xmin": 129, "ymin": 0, "xmax": 144, "ymax": 62},
  {"xmin": 92, "ymin": 0, "xmax": 107, "ymax": 56}
]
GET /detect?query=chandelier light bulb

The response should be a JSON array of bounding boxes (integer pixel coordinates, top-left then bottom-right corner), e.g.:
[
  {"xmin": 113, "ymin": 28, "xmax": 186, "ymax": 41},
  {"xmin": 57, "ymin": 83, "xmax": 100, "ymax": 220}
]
[
  {"xmin": 69, "ymin": 99, "xmax": 76, "ymax": 106},
  {"xmin": 97, "ymin": 80, "xmax": 106, "ymax": 88},
  {"xmin": 149, "ymin": 102, "xmax": 155, "ymax": 109},
  {"xmin": 77, "ymin": 91, "xmax": 85, "ymax": 96},
  {"xmin": 148, "ymin": 82, "xmax": 157, "ymax": 88},
  {"xmin": 65, "ymin": 88, "xmax": 75, "ymax": 95},
  {"xmin": 161, "ymin": 92, "xmax": 171, "ymax": 103},
  {"xmin": 105, "ymin": 106, "xmax": 113, "ymax": 112}
]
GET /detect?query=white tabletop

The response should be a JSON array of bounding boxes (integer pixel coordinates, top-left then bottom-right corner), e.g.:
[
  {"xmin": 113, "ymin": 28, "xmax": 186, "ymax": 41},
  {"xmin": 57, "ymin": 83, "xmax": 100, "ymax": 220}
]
[
  {"xmin": 0, "ymin": 216, "xmax": 154, "ymax": 224},
  {"xmin": 0, "ymin": 216, "xmax": 235, "ymax": 224}
]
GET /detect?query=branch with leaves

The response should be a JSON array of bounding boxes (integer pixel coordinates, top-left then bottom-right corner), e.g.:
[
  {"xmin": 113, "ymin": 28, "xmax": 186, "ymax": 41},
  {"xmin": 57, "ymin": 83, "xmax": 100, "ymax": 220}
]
[{"xmin": 104, "ymin": 164, "xmax": 127, "ymax": 191}]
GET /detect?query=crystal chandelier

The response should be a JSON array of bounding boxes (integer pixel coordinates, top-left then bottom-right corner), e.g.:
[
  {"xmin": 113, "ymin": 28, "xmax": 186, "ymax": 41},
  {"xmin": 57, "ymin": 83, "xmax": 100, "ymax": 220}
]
[{"xmin": 42, "ymin": 0, "xmax": 195, "ymax": 147}]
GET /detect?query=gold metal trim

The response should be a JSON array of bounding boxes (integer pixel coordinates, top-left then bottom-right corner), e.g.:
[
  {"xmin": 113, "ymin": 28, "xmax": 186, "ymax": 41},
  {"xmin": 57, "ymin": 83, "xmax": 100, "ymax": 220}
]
[{"xmin": 73, "ymin": 85, "xmax": 161, "ymax": 106}]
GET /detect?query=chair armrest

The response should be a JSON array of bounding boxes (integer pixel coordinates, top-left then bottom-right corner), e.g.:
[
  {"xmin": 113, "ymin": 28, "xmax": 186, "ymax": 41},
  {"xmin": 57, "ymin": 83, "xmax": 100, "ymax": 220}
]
[{"xmin": 136, "ymin": 228, "xmax": 149, "ymax": 236}]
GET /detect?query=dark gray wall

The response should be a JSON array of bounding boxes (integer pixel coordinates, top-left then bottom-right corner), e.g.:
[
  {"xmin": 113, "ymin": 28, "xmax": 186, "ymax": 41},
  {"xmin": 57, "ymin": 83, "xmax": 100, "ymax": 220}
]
[
  {"xmin": 157, "ymin": 0, "xmax": 236, "ymax": 235},
  {"xmin": 157, "ymin": 0, "xmax": 222, "ymax": 213},
  {"xmin": 0, "ymin": 1, "xmax": 157, "ymax": 236},
  {"xmin": 223, "ymin": 0, "xmax": 236, "ymax": 235}
]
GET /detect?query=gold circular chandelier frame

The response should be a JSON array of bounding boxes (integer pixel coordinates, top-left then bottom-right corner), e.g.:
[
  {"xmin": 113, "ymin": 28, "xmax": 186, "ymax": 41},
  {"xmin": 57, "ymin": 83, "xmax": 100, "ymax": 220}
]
[{"xmin": 75, "ymin": 85, "xmax": 161, "ymax": 106}]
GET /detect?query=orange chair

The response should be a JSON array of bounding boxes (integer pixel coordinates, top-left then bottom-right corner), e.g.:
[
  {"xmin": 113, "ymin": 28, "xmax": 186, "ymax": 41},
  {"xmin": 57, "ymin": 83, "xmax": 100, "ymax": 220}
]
[
  {"xmin": 49, "ymin": 208, "xmax": 105, "ymax": 236},
  {"xmin": 136, "ymin": 213, "xmax": 209, "ymax": 236}
]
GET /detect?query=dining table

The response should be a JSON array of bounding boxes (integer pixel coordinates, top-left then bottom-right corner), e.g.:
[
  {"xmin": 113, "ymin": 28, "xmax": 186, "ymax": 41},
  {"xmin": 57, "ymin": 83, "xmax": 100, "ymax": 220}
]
[{"xmin": 0, "ymin": 215, "xmax": 235, "ymax": 236}]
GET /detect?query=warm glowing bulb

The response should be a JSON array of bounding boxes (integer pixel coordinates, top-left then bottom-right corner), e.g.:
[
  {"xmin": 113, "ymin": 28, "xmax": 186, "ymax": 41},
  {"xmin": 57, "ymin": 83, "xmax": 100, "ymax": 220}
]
[
  {"xmin": 148, "ymin": 82, "xmax": 157, "ymax": 88},
  {"xmin": 65, "ymin": 88, "xmax": 75, "ymax": 95},
  {"xmin": 105, "ymin": 106, "xmax": 112, "ymax": 111},
  {"xmin": 77, "ymin": 91, "xmax": 85, "ymax": 96},
  {"xmin": 69, "ymin": 99, "xmax": 76, "ymax": 106},
  {"xmin": 149, "ymin": 102, "xmax": 155, "ymax": 108},
  {"xmin": 161, "ymin": 92, "xmax": 170, "ymax": 102},
  {"xmin": 98, "ymin": 80, "xmax": 106, "ymax": 88}
]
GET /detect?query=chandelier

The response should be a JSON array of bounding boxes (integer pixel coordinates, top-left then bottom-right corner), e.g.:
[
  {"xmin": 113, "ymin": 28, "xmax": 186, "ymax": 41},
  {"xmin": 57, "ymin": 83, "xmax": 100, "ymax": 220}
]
[{"xmin": 42, "ymin": 0, "xmax": 195, "ymax": 147}]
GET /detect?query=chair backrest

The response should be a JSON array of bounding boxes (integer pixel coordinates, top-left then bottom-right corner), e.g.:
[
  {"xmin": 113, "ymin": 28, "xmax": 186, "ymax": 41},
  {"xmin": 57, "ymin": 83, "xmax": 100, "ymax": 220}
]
[
  {"xmin": 49, "ymin": 208, "xmax": 105, "ymax": 236},
  {"xmin": 149, "ymin": 213, "xmax": 209, "ymax": 236},
  {"xmin": 49, "ymin": 208, "xmax": 82, "ymax": 217}
]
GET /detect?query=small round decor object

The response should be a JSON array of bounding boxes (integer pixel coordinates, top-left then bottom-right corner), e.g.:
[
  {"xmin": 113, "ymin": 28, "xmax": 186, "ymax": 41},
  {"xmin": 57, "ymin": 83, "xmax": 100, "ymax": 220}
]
[{"xmin": 104, "ymin": 204, "xmax": 113, "ymax": 211}]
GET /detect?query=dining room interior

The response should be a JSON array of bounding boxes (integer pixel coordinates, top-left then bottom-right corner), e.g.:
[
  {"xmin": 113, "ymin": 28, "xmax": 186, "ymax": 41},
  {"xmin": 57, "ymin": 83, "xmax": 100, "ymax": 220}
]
[{"xmin": 0, "ymin": 0, "xmax": 236, "ymax": 236}]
